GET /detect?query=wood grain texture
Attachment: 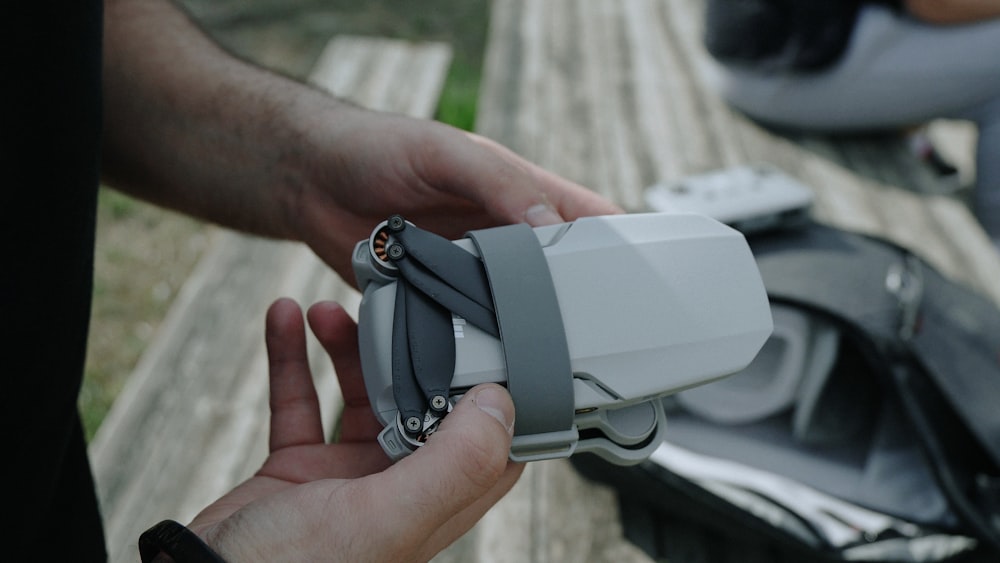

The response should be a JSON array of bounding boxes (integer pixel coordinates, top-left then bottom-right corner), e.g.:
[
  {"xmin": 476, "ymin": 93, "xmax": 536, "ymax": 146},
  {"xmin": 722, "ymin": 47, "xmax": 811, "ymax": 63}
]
[{"xmin": 477, "ymin": 0, "xmax": 999, "ymax": 305}]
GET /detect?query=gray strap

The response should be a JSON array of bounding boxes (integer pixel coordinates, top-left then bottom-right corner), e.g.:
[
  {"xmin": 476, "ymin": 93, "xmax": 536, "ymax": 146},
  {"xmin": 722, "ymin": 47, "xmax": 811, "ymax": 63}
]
[{"xmin": 466, "ymin": 224, "xmax": 575, "ymax": 445}]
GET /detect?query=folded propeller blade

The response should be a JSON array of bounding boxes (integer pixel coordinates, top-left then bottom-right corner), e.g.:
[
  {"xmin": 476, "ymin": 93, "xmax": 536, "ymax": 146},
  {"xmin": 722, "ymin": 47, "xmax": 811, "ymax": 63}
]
[
  {"xmin": 393, "ymin": 222, "xmax": 495, "ymax": 311},
  {"xmin": 391, "ymin": 281, "xmax": 427, "ymax": 435},
  {"xmin": 404, "ymin": 282, "xmax": 456, "ymax": 412}
]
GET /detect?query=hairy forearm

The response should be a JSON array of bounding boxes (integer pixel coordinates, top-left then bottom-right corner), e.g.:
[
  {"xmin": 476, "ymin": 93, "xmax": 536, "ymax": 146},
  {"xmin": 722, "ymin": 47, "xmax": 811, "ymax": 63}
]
[
  {"xmin": 100, "ymin": 0, "xmax": 345, "ymax": 240},
  {"xmin": 904, "ymin": 0, "xmax": 1000, "ymax": 24}
]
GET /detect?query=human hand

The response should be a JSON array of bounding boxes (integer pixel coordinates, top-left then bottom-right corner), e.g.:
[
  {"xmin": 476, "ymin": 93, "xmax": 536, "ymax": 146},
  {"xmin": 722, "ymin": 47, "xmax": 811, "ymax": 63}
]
[
  {"xmin": 289, "ymin": 106, "xmax": 623, "ymax": 279},
  {"xmin": 100, "ymin": 0, "xmax": 618, "ymax": 279},
  {"xmin": 188, "ymin": 298, "xmax": 524, "ymax": 562}
]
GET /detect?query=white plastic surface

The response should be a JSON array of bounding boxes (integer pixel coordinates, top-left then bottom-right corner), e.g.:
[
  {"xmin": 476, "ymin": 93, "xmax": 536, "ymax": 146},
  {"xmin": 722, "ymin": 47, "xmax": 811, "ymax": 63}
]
[
  {"xmin": 355, "ymin": 212, "xmax": 774, "ymax": 463},
  {"xmin": 644, "ymin": 164, "xmax": 814, "ymax": 233},
  {"xmin": 677, "ymin": 303, "xmax": 840, "ymax": 424},
  {"xmin": 540, "ymin": 213, "xmax": 773, "ymax": 406}
]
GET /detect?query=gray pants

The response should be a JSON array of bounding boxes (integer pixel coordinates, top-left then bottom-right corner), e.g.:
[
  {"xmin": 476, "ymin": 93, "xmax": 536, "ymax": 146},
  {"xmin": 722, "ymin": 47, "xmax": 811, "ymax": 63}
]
[{"xmin": 711, "ymin": 5, "xmax": 1000, "ymax": 243}]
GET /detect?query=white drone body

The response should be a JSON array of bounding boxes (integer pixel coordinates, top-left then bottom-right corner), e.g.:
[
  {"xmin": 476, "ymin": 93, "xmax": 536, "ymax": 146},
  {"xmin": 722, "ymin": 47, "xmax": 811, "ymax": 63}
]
[{"xmin": 352, "ymin": 212, "xmax": 772, "ymax": 465}]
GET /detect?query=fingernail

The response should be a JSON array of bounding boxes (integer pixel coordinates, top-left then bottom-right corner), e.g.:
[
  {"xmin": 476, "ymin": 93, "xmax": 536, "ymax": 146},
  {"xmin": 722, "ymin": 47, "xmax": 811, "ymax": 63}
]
[
  {"xmin": 524, "ymin": 203, "xmax": 563, "ymax": 226},
  {"xmin": 473, "ymin": 386, "xmax": 515, "ymax": 436}
]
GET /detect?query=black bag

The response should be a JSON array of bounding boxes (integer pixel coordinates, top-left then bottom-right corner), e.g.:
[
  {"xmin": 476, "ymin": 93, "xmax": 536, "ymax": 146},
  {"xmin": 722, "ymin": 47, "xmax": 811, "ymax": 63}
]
[
  {"xmin": 574, "ymin": 222, "xmax": 1000, "ymax": 562},
  {"xmin": 703, "ymin": 0, "xmax": 864, "ymax": 71}
]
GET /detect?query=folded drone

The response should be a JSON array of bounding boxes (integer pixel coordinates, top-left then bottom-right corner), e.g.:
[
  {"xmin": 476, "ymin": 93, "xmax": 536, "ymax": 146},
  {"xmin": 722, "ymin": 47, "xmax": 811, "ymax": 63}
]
[{"xmin": 352, "ymin": 212, "xmax": 772, "ymax": 465}]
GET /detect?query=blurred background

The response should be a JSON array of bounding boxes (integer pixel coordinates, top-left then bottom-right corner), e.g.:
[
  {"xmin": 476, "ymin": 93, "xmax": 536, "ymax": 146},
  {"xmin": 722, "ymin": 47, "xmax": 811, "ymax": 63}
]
[{"xmin": 81, "ymin": 0, "xmax": 489, "ymax": 440}]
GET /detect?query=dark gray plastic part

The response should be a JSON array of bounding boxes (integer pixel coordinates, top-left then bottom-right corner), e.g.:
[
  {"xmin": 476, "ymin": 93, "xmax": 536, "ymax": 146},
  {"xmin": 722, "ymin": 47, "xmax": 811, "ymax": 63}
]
[
  {"xmin": 404, "ymin": 281, "xmax": 455, "ymax": 406},
  {"xmin": 395, "ymin": 250, "xmax": 499, "ymax": 337},
  {"xmin": 393, "ymin": 220, "xmax": 495, "ymax": 311},
  {"xmin": 467, "ymin": 224, "xmax": 576, "ymax": 454},
  {"xmin": 390, "ymin": 281, "xmax": 426, "ymax": 427}
]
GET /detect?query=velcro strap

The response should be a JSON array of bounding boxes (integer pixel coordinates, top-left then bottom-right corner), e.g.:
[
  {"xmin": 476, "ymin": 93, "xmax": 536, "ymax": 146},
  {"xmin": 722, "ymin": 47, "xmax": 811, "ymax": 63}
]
[{"xmin": 467, "ymin": 224, "xmax": 576, "ymax": 452}]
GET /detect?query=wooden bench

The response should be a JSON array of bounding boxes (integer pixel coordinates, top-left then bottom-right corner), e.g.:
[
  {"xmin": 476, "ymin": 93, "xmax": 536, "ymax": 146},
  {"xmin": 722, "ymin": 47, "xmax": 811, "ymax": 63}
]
[{"xmin": 93, "ymin": 1, "xmax": 1000, "ymax": 561}]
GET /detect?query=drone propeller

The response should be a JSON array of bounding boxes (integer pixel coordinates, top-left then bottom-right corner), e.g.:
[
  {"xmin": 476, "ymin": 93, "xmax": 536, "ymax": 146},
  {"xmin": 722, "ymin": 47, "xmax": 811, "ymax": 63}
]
[{"xmin": 382, "ymin": 215, "xmax": 499, "ymax": 437}]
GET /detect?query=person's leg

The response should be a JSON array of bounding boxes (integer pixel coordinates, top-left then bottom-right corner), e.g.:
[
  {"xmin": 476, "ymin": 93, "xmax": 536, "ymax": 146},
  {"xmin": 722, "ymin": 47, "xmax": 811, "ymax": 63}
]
[
  {"xmin": 709, "ymin": 4, "xmax": 1000, "ymax": 246},
  {"xmin": 711, "ymin": 5, "xmax": 1000, "ymax": 131}
]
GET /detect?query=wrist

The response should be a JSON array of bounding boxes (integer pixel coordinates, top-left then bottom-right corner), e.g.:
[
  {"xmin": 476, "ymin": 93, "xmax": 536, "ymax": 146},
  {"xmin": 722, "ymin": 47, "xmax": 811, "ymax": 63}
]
[{"xmin": 139, "ymin": 520, "xmax": 227, "ymax": 563}]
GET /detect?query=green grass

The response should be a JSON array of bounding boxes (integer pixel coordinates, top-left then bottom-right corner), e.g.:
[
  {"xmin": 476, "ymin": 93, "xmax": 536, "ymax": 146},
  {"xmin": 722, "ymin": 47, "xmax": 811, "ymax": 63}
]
[{"xmin": 436, "ymin": 58, "xmax": 481, "ymax": 131}]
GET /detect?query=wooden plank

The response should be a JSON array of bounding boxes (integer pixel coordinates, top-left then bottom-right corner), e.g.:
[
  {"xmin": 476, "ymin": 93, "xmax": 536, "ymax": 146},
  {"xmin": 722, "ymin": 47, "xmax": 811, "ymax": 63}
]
[
  {"xmin": 89, "ymin": 35, "xmax": 452, "ymax": 563},
  {"xmin": 470, "ymin": 0, "xmax": 1000, "ymax": 561},
  {"xmin": 433, "ymin": 461, "xmax": 653, "ymax": 563},
  {"xmin": 476, "ymin": 0, "xmax": 1000, "ymax": 304}
]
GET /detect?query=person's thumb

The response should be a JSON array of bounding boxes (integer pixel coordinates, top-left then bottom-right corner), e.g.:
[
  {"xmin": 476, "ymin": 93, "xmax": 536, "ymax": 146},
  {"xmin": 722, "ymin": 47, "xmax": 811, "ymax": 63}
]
[{"xmin": 373, "ymin": 384, "xmax": 517, "ymax": 550}]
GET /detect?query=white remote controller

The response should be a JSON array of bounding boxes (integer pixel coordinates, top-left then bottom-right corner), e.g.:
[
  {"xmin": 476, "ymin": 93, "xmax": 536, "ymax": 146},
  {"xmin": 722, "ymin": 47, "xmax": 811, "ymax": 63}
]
[{"xmin": 644, "ymin": 164, "xmax": 814, "ymax": 235}]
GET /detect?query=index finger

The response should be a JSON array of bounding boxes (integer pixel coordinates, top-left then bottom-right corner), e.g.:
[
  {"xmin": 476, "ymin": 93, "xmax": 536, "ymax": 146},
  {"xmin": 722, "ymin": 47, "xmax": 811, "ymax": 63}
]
[{"xmin": 462, "ymin": 132, "xmax": 625, "ymax": 225}]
